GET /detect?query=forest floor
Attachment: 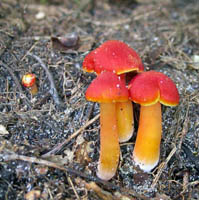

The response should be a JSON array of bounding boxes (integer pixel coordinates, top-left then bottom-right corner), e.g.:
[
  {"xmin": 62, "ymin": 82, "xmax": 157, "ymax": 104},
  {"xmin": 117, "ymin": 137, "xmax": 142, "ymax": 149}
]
[{"xmin": 0, "ymin": 0, "xmax": 199, "ymax": 199}]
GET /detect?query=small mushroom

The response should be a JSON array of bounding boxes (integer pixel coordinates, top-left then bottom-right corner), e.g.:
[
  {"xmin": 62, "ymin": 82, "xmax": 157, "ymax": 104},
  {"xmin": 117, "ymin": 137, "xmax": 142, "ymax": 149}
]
[
  {"xmin": 128, "ymin": 71, "xmax": 179, "ymax": 172},
  {"xmin": 85, "ymin": 71, "xmax": 129, "ymax": 180},
  {"xmin": 22, "ymin": 73, "xmax": 38, "ymax": 95},
  {"xmin": 83, "ymin": 40, "xmax": 144, "ymax": 142}
]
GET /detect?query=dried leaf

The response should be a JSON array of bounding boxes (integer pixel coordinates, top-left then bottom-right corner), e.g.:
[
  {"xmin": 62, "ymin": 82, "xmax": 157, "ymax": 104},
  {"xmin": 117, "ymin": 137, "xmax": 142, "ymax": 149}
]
[
  {"xmin": 51, "ymin": 32, "xmax": 79, "ymax": 52},
  {"xmin": 78, "ymin": 36, "xmax": 95, "ymax": 52},
  {"xmin": 75, "ymin": 140, "xmax": 94, "ymax": 164}
]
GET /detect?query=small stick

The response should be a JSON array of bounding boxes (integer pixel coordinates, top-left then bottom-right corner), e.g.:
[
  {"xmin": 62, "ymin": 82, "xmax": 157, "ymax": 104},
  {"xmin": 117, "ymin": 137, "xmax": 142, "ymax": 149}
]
[
  {"xmin": 177, "ymin": 104, "xmax": 189, "ymax": 150},
  {"xmin": 152, "ymin": 146, "xmax": 177, "ymax": 188},
  {"xmin": 27, "ymin": 53, "xmax": 62, "ymax": 107},
  {"xmin": 182, "ymin": 171, "xmax": 189, "ymax": 194},
  {"xmin": 0, "ymin": 150, "xmax": 150, "ymax": 199},
  {"xmin": 67, "ymin": 177, "xmax": 80, "ymax": 200},
  {"xmin": 0, "ymin": 151, "xmax": 119, "ymax": 190},
  {"xmin": 21, "ymin": 41, "xmax": 38, "ymax": 61},
  {"xmin": 0, "ymin": 143, "xmax": 150, "ymax": 199},
  {"xmin": 42, "ymin": 114, "xmax": 100, "ymax": 157}
]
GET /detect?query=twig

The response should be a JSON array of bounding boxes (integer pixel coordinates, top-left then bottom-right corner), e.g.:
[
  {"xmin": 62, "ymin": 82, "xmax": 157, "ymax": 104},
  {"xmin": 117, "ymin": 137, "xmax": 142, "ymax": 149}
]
[
  {"xmin": 177, "ymin": 104, "xmax": 189, "ymax": 150},
  {"xmin": 78, "ymin": 180, "xmax": 122, "ymax": 200},
  {"xmin": 182, "ymin": 171, "xmax": 189, "ymax": 194},
  {"xmin": 77, "ymin": 179, "xmax": 146, "ymax": 200},
  {"xmin": 64, "ymin": 69, "xmax": 85, "ymax": 99},
  {"xmin": 21, "ymin": 41, "xmax": 38, "ymax": 61},
  {"xmin": 0, "ymin": 60, "xmax": 32, "ymax": 108},
  {"xmin": 0, "ymin": 149, "xmax": 150, "ymax": 199},
  {"xmin": 27, "ymin": 53, "xmax": 63, "ymax": 107},
  {"xmin": 42, "ymin": 114, "xmax": 100, "ymax": 157},
  {"xmin": 0, "ymin": 151, "xmax": 118, "ymax": 190},
  {"xmin": 67, "ymin": 177, "xmax": 80, "ymax": 200},
  {"xmin": 152, "ymin": 146, "xmax": 177, "ymax": 188}
]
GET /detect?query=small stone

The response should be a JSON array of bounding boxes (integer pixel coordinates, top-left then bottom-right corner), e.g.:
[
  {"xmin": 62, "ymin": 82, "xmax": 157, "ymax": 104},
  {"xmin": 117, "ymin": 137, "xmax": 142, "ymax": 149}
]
[
  {"xmin": 191, "ymin": 55, "xmax": 199, "ymax": 69},
  {"xmin": 35, "ymin": 11, "xmax": 45, "ymax": 20},
  {"xmin": 0, "ymin": 125, "xmax": 9, "ymax": 135}
]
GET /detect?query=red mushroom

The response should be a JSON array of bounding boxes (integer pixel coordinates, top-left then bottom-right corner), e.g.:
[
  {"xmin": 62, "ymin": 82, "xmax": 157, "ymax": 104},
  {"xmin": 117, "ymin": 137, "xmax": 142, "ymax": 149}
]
[
  {"xmin": 85, "ymin": 71, "xmax": 129, "ymax": 180},
  {"xmin": 83, "ymin": 40, "xmax": 144, "ymax": 142},
  {"xmin": 83, "ymin": 40, "xmax": 144, "ymax": 75},
  {"xmin": 128, "ymin": 71, "xmax": 179, "ymax": 172},
  {"xmin": 22, "ymin": 73, "xmax": 38, "ymax": 95}
]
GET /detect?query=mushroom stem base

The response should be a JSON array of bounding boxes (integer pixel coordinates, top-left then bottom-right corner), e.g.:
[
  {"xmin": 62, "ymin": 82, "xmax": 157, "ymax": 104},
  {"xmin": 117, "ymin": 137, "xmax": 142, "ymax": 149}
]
[{"xmin": 30, "ymin": 84, "xmax": 38, "ymax": 95}]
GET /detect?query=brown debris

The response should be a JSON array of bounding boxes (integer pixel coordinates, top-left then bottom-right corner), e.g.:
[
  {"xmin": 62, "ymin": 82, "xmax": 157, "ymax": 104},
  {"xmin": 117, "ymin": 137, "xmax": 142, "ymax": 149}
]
[{"xmin": 51, "ymin": 32, "xmax": 80, "ymax": 52}]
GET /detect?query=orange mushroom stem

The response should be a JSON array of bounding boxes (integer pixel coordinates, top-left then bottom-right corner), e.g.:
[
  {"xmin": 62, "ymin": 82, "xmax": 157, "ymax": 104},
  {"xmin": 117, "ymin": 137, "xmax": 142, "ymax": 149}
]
[
  {"xmin": 22, "ymin": 73, "xmax": 38, "ymax": 95},
  {"xmin": 98, "ymin": 102, "xmax": 119, "ymax": 180},
  {"xmin": 116, "ymin": 74, "xmax": 134, "ymax": 142},
  {"xmin": 129, "ymin": 71, "xmax": 179, "ymax": 172},
  {"xmin": 85, "ymin": 71, "xmax": 129, "ymax": 180},
  {"xmin": 116, "ymin": 100, "xmax": 134, "ymax": 142},
  {"xmin": 83, "ymin": 40, "xmax": 144, "ymax": 143}
]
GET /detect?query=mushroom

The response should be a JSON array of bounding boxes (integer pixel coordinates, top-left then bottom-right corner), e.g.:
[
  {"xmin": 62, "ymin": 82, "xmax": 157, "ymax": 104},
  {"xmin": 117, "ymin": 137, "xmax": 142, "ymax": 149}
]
[
  {"xmin": 22, "ymin": 73, "xmax": 38, "ymax": 95},
  {"xmin": 83, "ymin": 40, "xmax": 144, "ymax": 142},
  {"xmin": 128, "ymin": 71, "xmax": 179, "ymax": 172},
  {"xmin": 85, "ymin": 71, "xmax": 129, "ymax": 180}
]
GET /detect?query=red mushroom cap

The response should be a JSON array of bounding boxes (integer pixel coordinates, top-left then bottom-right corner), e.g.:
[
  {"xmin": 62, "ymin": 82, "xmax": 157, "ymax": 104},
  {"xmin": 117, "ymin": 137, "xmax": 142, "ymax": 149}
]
[
  {"xmin": 83, "ymin": 40, "xmax": 144, "ymax": 75},
  {"xmin": 128, "ymin": 71, "xmax": 180, "ymax": 106},
  {"xmin": 85, "ymin": 71, "xmax": 129, "ymax": 103},
  {"xmin": 22, "ymin": 74, "xmax": 36, "ymax": 87}
]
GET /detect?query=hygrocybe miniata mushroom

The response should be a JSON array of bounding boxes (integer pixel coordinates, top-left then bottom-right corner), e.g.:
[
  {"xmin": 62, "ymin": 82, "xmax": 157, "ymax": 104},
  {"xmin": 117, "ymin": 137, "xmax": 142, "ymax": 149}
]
[
  {"xmin": 128, "ymin": 71, "xmax": 180, "ymax": 172},
  {"xmin": 85, "ymin": 71, "xmax": 129, "ymax": 180},
  {"xmin": 22, "ymin": 73, "xmax": 38, "ymax": 95}
]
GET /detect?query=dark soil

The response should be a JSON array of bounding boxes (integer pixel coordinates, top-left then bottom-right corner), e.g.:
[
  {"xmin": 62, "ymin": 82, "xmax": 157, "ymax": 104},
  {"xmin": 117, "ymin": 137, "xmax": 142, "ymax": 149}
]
[{"xmin": 0, "ymin": 0, "xmax": 199, "ymax": 199}]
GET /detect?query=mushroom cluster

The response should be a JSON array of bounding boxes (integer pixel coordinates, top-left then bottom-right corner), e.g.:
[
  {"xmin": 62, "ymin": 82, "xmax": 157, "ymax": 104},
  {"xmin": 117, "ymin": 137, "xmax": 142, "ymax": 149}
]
[
  {"xmin": 83, "ymin": 40, "xmax": 179, "ymax": 180},
  {"xmin": 83, "ymin": 40, "xmax": 144, "ymax": 143}
]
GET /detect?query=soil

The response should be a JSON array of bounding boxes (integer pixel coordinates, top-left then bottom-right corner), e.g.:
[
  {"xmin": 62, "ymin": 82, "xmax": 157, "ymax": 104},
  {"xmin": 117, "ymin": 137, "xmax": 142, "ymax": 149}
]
[{"xmin": 0, "ymin": 0, "xmax": 199, "ymax": 199}]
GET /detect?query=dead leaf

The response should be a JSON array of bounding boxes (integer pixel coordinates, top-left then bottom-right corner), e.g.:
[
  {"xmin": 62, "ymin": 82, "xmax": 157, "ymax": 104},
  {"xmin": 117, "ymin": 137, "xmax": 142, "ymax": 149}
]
[
  {"xmin": 75, "ymin": 136, "xmax": 94, "ymax": 164},
  {"xmin": 51, "ymin": 32, "xmax": 79, "ymax": 52},
  {"xmin": 78, "ymin": 36, "xmax": 95, "ymax": 52}
]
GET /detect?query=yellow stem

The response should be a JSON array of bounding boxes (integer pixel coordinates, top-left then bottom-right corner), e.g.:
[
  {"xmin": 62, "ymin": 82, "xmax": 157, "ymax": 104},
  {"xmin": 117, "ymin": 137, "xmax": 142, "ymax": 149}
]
[
  {"xmin": 116, "ymin": 101, "xmax": 134, "ymax": 142},
  {"xmin": 30, "ymin": 83, "xmax": 38, "ymax": 95},
  {"xmin": 97, "ymin": 103, "xmax": 120, "ymax": 180},
  {"xmin": 133, "ymin": 102, "xmax": 162, "ymax": 172}
]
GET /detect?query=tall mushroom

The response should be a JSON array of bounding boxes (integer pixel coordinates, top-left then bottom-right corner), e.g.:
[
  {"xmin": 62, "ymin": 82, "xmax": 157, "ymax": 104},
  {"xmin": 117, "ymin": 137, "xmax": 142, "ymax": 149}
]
[
  {"xmin": 85, "ymin": 71, "xmax": 129, "ymax": 180},
  {"xmin": 83, "ymin": 40, "xmax": 144, "ymax": 142},
  {"xmin": 128, "ymin": 71, "xmax": 179, "ymax": 172}
]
